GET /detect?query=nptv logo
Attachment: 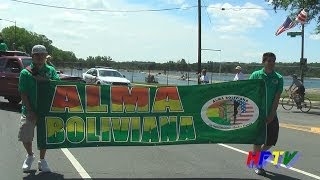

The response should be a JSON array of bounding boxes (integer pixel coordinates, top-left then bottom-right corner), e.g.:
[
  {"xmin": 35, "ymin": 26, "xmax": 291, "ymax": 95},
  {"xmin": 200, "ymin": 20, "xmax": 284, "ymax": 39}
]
[{"xmin": 246, "ymin": 151, "xmax": 301, "ymax": 168}]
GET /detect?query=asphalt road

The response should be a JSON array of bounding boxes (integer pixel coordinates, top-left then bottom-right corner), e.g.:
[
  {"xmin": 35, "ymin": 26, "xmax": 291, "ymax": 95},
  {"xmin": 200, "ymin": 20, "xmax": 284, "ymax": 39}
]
[{"xmin": 0, "ymin": 97, "xmax": 319, "ymax": 180}]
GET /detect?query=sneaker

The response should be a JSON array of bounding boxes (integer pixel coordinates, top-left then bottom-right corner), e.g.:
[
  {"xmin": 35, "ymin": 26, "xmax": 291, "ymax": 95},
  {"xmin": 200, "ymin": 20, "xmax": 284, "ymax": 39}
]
[
  {"xmin": 22, "ymin": 154, "xmax": 35, "ymax": 172},
  {"xmin": 254, "ymin": 168, "xmax": 266, "ymax": 176},
  {"xmin": 38, "ymin": 159, "xmax": 51, "ymax": 172}
]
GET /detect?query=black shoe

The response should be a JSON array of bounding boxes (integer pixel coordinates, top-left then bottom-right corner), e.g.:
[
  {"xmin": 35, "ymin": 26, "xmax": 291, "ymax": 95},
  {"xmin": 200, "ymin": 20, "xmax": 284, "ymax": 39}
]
[{"xmin": 254, "ymin": 168, "xmax": 266, "ymax": 176}]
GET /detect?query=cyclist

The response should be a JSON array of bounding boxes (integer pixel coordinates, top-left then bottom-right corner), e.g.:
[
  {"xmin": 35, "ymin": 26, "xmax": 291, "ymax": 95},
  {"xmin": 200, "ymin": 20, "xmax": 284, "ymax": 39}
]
[{"xmin": 288, "ymin": 74, "xmax": 305, "ymax": 109}]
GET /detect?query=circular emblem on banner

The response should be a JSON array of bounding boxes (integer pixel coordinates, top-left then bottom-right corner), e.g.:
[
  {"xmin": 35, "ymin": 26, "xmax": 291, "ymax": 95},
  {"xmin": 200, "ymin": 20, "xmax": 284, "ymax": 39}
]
[{"xmin": 200, "ymin": 95, "xmax": 259, "ymax": 131}]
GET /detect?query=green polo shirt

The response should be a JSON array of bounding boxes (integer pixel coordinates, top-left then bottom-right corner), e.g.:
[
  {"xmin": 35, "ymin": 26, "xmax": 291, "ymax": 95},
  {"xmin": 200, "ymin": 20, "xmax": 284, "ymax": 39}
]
[
  {"xmin": 249, "ymin": 68, "xmax": 283, "ymax": 115},
  {"xmin": 0, "ymin": 43, "xmax": 8, "ymax": 51},
  {"xmin": 18, "ymin": 63, "xmax": 60, "ymax": 115}
]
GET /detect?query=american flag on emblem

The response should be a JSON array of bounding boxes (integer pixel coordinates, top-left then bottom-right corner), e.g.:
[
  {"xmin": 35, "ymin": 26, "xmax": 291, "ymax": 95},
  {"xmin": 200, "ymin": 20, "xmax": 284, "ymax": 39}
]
[
  {"xmin": 234, "ymin": 100, "xmax": 254, "ymax": 124},
  {"xmin": 275, "ymin": 17, "xmax": 297, "ymax": 36}
]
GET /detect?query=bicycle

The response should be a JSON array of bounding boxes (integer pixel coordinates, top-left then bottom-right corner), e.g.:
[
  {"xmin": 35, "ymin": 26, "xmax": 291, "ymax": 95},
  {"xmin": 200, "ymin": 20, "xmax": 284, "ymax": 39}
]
[{"xmin": 281, "ymin": 89, "xmax": 312, "ymax": 113}]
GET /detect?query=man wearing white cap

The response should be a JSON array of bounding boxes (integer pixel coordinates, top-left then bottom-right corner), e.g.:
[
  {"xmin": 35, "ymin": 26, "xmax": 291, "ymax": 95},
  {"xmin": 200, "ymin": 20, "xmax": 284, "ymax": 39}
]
[
  {"xmin": 18, "ymin": 45, "xmax": 60, "ymax": 173},
  {"xmin": 233, "ymin": 65, "xmax": 244, "ymax": 81},
  {"xmin": 232, "ymin": 65, "xmax": 244, "ymax": 124}
]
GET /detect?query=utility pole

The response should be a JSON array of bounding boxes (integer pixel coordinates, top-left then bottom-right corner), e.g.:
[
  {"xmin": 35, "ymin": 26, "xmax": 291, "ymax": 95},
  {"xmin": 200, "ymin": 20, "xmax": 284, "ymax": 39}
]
[
  {"xmin": 197, "ymin": 0, "xmax": 201, "ymax": 85},
  {"xmin": 287, "ymin": 7, "xmax": 307, "ymax": 84},
  {"xmin": 300, "ymin": 23, "xmax": 305, "ymax": 84}
]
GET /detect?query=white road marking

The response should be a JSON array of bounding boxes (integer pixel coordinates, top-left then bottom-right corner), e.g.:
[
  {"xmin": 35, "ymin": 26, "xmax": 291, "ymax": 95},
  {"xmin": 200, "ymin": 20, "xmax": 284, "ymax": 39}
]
[
  {"xmin": 61, "ymin": 148, "xmax": 91, "ymax": 179},
  {"xmin": 218, "ymin": 143, "xmax": 320, "ymax": 180}
]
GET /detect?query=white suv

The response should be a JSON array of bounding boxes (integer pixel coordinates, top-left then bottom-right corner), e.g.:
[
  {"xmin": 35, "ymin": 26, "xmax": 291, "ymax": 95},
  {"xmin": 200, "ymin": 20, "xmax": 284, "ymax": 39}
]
[{"xmin": 82, "ymin": 67, "xmax": 131, "ymax": 86}]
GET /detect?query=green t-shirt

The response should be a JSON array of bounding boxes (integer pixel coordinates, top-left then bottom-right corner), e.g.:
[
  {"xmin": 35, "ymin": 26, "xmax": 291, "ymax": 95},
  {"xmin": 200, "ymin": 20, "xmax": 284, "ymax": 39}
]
[
  {"xmin": 18, "ymin": 63, "xmax": 60, "ymax": 115},
  {"xmin": 249, "ymin": 68, "xmax": 283, "ymax": 115},
  {"xmin": 0, "ymin": 42, "xmax": 8, "ymax": 51}
]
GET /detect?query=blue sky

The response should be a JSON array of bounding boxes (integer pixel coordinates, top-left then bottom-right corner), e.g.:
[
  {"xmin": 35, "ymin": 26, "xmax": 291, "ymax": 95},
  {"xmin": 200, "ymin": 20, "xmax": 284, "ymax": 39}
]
[{"xmin": 0, "ymin": 0, "xmax": 319, "ymax": 63}]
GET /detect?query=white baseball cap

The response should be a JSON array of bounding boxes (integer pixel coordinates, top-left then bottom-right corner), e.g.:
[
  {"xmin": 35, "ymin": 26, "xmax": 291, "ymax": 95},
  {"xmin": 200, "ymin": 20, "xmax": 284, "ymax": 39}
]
[
  {"xmin": 235, "ymin": 66, "xmax": 242, "ymax": 70},
  {"xmin": 32, "ymin": 45, "xmax": 48, "ymax": 55}
]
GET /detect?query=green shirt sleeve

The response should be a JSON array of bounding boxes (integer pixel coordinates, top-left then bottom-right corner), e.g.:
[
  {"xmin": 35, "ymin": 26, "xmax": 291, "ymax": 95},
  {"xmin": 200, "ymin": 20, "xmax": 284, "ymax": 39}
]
[
  {"xmin": 51, "ymin": 69, "xmax": 60, "ymax": 80},
  {"xmin": 18, "ymin": 70, "xmax": 29, "ymax": 93},
  {"xmin": 47, "ymin": 66, "xmax": 60, "ymax": 80},
  {"xmin": 249, "ymin": 72, "xmax": 256, "ymax": 80},
  {"xmin": 278, "ymin": 77, "xmax": 284, "ymax": 94}
]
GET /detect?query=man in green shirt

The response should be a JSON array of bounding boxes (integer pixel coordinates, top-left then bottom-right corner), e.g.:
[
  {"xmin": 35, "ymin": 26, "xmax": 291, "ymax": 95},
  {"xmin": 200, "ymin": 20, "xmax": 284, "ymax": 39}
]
[
  {"xmin": 18, "ymin": 45, "xmax": 60, "ymax": 173},
  {"xmin": 249, "ymin": 52, "xmax": 283, "ymax": 176},
  {"xmin": 0, "ymin": 33, "xmax": 9, "ymax": 51}
]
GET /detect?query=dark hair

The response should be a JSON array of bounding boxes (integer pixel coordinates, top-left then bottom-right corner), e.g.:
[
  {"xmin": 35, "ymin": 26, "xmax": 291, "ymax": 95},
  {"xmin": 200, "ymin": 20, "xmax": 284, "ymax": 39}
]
[{"xmin": 262, "ymin": 52, "xmax": 276, "ymax": 62}]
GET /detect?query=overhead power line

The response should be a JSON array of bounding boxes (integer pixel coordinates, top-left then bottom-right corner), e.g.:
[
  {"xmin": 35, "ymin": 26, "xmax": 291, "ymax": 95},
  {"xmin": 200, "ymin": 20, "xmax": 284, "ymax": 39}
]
[
  {"xmin": 9, "ymin": 0, "xmax": 287, "ymax": 13},
  {"xmin": 9, "ymin": 0, "xmax": 197, "ymax": 12}
]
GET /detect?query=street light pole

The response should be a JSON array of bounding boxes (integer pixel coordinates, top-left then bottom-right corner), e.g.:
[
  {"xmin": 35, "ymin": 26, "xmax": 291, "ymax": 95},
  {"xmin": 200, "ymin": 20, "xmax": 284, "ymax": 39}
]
[
  {"xmin": 14, "ymin": 20, "xmax": 16, "ymax": 50},
  {"xmin": 300, "ymin": 23, "xmax": 305, "ymax": 84},
  {"xmin": 0, "ymin": 18, "xmax": 16, "ymax": 50},
  {"xmin": 197, "ymin": 0, "xmax": 202, "ymax": 85}
]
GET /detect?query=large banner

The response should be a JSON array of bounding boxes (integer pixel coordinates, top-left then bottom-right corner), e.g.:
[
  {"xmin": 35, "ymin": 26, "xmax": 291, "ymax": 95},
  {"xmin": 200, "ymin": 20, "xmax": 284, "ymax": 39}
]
[{"xmin": 36, "ymin": 79, "xmax": 267, "ymax": 149}]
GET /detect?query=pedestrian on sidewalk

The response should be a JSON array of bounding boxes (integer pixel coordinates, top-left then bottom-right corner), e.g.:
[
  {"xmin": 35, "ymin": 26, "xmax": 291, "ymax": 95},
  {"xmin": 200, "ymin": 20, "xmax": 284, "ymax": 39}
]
[
  {"xmin": 18, "ymin": 45, "xmax": 60, "ymax": 173},
  {"xmin": 248, "ymin": 52, "xmax": 283, "ymax": 176},
  {"xmin": 199, "ymin": 68, "xmax": 209, "ymax": 84},
  {"xmin": 233, "ymin": 65, "xmax": 244, "ymax": 81},
  {"xmin": 232, "ymin": 66, "xmax": 245, "ymax": 124}
]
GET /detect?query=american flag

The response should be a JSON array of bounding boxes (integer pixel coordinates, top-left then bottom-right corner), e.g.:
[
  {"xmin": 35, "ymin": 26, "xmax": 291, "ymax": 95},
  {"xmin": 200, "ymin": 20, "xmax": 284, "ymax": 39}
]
[
  {"xmin": 275, "ymin": 17, "xmax": 296, "ymax": 36},
  {"xmin": 296, "ymin": 9, "xmax": 307, "ymax": 24},
  {"xmin": 234, "ymin": 100, "xmax": 254, "ymax": 124}
]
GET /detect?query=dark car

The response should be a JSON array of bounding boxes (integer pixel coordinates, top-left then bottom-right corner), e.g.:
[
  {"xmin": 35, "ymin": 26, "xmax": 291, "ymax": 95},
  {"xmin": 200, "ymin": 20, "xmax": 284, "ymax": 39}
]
[{"xmin": 0, "ymin": 52, "xmax": 84, "ymax": 104}]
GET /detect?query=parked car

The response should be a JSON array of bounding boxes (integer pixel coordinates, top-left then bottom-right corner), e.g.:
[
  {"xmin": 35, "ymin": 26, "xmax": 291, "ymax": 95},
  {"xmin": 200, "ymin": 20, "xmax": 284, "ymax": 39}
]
[
  {"xmin": 0, "ymin": 51, "xmax": 84, "ymax": 104},
  {"xmin": 82, "ymin": 66, "xmax": 131, "ymax": 86},
  {"xmin": 0, "ymin": 50, "xmax": 30, "ymax": 57}
]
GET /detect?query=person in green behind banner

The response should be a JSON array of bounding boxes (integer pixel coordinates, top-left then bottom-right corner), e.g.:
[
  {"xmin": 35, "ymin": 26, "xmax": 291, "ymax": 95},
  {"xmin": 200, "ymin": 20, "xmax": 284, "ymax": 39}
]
[
  {"xmin": 18, "ymin": 45, "xmax": 60, "ymax": 173},
  {"xmin": 249, "ymin": 52, "xmax": 283, "ymax": 176},
  {"xmin": 0, "ymin": 33, "xmax": 9, "ymax": 51}
]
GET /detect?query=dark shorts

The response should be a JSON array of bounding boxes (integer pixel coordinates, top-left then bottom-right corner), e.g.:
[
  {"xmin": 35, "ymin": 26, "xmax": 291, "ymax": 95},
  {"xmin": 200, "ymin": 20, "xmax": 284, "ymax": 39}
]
[
  {"xmin": 255, "ymin": 116, "xmax": 279, "ymax": 146},
  {"xmin": 298, "ymin": 86, "xmax": 305, "ymax": 96},
  {"xmin": 266, "ymin": 116, "xmax": 279, "ymax": 146}
]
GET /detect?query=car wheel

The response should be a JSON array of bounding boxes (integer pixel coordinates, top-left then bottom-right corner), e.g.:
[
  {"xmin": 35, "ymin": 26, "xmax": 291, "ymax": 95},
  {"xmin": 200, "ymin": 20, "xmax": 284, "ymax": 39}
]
[{"xmin": 7, "ymin": 97, "xmax": 21, "ymax": 104}]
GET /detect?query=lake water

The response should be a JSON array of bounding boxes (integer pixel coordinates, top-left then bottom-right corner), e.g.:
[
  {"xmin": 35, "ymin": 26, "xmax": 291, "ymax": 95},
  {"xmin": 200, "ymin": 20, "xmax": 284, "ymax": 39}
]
[{"xmin": 62, "ymin": 68, "xmax": 320, "ymax": 89}]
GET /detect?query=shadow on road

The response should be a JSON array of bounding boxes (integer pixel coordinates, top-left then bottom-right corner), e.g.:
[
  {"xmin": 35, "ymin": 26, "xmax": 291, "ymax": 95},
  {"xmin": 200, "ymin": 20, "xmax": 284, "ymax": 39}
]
[
  {"xmin": 290, "ymin": 110, "xmax": 320, "ymax": 116},
  {"xmin": 262, "ymin": 170, "xmax": 301, "ymax": 180},
  {"xmin": 63, "ymin": 177, "xmax": 259, "ymax": 180},
  {"xmin": 0, "ymin": 101, "xmax": 21, "ymax": 113},
  {"xmin": 23, "ymin": 171, "xmax": 64, "ymax": 180}
]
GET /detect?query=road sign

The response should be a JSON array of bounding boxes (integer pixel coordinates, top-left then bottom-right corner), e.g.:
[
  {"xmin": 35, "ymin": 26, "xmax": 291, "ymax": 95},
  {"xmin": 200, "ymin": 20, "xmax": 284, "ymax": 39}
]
[{"xmin": 287, "ymin": 32, "xmax": 302, "ymax": 37}]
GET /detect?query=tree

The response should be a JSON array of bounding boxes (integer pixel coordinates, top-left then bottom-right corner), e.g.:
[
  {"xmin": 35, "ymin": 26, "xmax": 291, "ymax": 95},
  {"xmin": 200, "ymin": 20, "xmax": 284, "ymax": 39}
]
[{"xmin": 268, "ymin": 0, "xmax": 320, "ymax": 33}]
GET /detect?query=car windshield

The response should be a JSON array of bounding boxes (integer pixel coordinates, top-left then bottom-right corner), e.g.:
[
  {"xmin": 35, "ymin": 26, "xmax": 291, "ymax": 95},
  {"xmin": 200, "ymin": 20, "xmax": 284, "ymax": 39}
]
[
  {"xmin": 21, "ymin": 58, "xmax": 32, "ymax": 67},
  {"xmin": 99, "ymin": 70, "xmax": 122, "ymax": 77}
]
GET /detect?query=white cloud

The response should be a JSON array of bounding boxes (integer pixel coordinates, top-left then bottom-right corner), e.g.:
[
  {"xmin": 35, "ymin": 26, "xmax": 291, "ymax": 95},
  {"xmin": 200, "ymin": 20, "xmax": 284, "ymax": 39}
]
[
  {"xmin": 51, "ymin": 11, "xmax": 88, "ymax": 23},
  {"xmin": 2, "ymin": 0, "xmax": 318, "ymax": 63},
  {"xmin": 207, "ymin": 2, "xmax": 269, "ymax": 33},
  {"xmin": 159, "ymin": 0, "xmax": 189, "ymax": 10},
  {"xmin": 0, "ymin": 3, "xmax": 9, "ymax": 10},
  {"xmin": 309, "ymin": 34, "xmax": 320, "ymax": 40},
  {"xmin": 164, "ymin": 0, "xmax": 186, "ymax": 5}
]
